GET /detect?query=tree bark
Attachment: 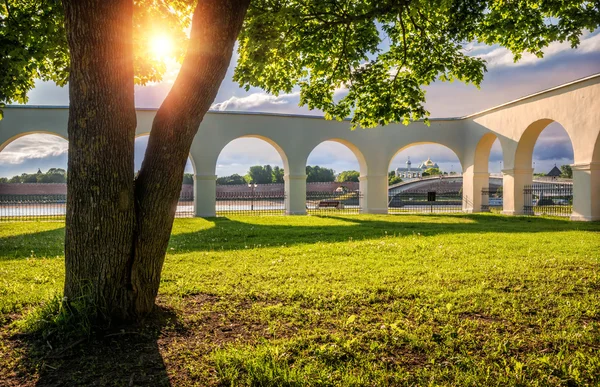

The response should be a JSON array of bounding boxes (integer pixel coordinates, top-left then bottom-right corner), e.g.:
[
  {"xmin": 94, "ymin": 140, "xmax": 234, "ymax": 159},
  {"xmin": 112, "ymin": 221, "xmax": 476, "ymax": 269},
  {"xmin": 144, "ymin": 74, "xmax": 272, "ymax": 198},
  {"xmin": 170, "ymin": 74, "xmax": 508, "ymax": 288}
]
[
  {"xmin": 62, "ymin": 0, "xmax": 250, "ymax": 321},
  {"xmin": 62, "ymin": 0, "xmax": 137, "ymax": 319},
  {"xmin": 132, "ymin": 0, "xmax": 250, "ymax": 315}
]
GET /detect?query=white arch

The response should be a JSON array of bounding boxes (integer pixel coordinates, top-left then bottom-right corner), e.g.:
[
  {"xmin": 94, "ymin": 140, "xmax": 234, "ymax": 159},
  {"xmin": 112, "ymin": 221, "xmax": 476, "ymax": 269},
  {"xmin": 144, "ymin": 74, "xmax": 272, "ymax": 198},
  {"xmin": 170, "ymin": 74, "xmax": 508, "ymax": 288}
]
[
  {"xmin": 1, "ymin": 73, "xmax": 599, "ymax": 219},
  {"xmin": 513, "ymin": 119, "xmax": 574, "ymax": 170},
  {"xmin": 215, "ymin": 134, "xmax": 290, "ymax": 175},
  {"xmin": 387, "ymin": 141, "xmax": 464, "ymax": 173},
  {"xmin": 134, "ymin": 133, "xmax": 197, "ymax": 176},
  {"xmin": 305, "ymin": 138, "xmax": 368, "ymax": 176},
  {"xmin": 0, "ymin": 131, "xmax": 68, "ymax": 153}
]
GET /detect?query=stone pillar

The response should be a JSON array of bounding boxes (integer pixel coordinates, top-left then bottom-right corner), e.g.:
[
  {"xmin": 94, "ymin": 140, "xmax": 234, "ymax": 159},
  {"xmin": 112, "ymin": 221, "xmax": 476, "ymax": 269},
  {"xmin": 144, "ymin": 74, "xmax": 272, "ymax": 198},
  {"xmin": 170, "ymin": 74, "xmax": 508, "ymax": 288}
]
[
  {"xmin": 285, "ymin": 174, "xmax": 307, "ymax": 215},
  {"xmin": 194, "ymin": 174, "xmax": 216, "ymax": 217},
  {"xmin": 501, "ymin": 168, "xmax": 533, "ymax": 215},
  {"xmin": 359, "ymin": 175, "xmax": 388, "ymax": 214},
  {"xmin": 571, "ymin": 162, "xmax": 600, "ymax": 221},
  {"xmin": 462, "ymin": 170, "xmax": 489, "ymax": 213}
]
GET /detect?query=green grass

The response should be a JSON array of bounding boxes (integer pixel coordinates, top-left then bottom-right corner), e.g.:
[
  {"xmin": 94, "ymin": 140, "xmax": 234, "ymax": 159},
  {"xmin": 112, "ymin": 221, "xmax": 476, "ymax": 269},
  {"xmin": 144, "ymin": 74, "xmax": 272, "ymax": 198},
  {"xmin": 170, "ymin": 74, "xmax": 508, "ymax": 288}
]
[{"xmin": 1, "ymin": 214, "xmax": 599, "ymax": 386}]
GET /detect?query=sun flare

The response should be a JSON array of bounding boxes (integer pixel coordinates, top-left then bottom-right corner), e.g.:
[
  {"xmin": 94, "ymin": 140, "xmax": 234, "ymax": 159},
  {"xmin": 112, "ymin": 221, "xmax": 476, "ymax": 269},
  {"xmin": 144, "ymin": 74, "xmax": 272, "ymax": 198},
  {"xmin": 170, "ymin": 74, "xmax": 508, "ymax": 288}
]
[{"xmin": 150, "ymin": 35, "xmax": 174, "ymax": 60}]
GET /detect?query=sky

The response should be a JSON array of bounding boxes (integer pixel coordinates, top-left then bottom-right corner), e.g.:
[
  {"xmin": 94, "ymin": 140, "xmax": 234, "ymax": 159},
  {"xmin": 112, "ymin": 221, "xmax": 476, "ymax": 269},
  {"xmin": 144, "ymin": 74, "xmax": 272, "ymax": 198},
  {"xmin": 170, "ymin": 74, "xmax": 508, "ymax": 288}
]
[{"xmin": 1, "ymin": 29, "xmax": 599, "ymax": 179}]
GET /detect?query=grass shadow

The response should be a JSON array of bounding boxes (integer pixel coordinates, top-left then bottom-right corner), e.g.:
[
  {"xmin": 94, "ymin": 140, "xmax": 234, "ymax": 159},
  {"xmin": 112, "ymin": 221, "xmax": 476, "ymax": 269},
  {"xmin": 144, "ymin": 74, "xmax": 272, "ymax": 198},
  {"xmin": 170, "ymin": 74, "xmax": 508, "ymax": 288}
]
[
  {"xmin": 167, "ymin": 213, "xmax": 600, "ymax": 253},
  {"xmin": 0, "ymin": 225, "xmax": 65, "ymax": 260},
  {"xmin": 1, "ymin": 214, "xmax": 598, "ymax": 260},
  {"xmin": 2, "ymin": 304, "xmax": 183, "ymax": 386}
]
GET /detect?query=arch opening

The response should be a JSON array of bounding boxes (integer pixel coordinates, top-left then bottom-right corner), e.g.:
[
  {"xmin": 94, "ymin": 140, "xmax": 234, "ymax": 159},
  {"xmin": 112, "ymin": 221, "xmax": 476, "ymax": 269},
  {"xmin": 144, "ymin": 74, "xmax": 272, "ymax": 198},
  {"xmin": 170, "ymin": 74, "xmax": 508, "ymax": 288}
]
[
  {"xmin": 0, "ymin": 133, "xmax": 69, "ymax": 220},
  {"xmin": 387, "ymin": 143, "xmax": 463, "ymax": 214},
  {"xmin": 515, "ymin": 120, "xmax": 574, "ymax": 173},
  {"xmin": 214, "ymin": 135, "xmax": 288, "ymax": 215},
  {"xmin": 514, "ymin": 120, "xmax": 574, "ymax": 217},
  {"xmin": 135, "ymin": 135, "xmax": 196, "ymax": 217},
  {"xmin": 472, "ymin": 133, "xmax": 504, "ymax": 212},
  {"xmin": 304, "ymin": 139, "xmax": 365, "ymax": 214}
]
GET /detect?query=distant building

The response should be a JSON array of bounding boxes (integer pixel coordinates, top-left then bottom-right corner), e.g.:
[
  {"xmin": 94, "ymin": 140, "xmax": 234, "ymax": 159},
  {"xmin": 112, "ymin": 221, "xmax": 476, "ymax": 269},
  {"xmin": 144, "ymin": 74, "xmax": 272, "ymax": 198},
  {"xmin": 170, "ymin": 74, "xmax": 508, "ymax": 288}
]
[
  {"xmin": 547, "ymin": 165, "xmax": 561, "ymax": 178},
  {"xmin": 395, "ymin": 157, "xmax": 440, "ymax": 179}
]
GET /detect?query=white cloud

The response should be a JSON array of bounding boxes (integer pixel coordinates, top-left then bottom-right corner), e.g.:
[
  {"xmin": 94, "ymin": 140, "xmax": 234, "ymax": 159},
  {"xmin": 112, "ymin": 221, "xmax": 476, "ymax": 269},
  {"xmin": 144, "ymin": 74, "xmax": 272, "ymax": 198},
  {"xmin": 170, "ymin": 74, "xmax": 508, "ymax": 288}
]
[
  {"xmin": 475, "ymin": 31, "xmax": 600, "ymax": 68},
  {"xmin": 211, "ymin": 92, "xmax": 301, "ymax": 112},
  {"xmin": 0, "ymin": 134, "xmax": 68, "ymax": 165}
]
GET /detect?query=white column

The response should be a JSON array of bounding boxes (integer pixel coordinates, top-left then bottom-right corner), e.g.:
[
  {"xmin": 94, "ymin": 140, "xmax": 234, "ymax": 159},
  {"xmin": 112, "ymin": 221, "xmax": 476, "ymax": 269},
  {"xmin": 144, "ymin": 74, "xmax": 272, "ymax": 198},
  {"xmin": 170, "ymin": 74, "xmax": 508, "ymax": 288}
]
[
  {"xmin": 571, "ymin": 162, "xmax": 600, "ymax": 221},
  {"xmin": 462, "ymin": 170, "xmax": 489, "ymax": 213},
  {"xmin": 194, "ymin": 174, "xmax": 216, "ymax": 217},
  {"xmin": 359, "ymin": 175, "xmax": 388, "ymax": 214},
  {"xmin": 285, "ymin": 174, "xmax": 307, "ymax": 215},
  {"xmin": 501, "ymin": 168, "xmax": 533, "ymax": 215}
]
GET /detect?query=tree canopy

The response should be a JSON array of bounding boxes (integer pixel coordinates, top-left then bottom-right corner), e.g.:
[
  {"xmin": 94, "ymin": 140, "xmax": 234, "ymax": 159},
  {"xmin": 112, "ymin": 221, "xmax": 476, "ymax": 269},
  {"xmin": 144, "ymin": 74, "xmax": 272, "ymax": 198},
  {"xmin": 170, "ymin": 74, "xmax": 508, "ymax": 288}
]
[
  {"xmin": 2, "ymin": 1, "xmax": 598, "ymax": 125},
  {"xmin": 306, "ymin": 165, "xmax": 336, "ymax": 182},
  {"xmin": 336, "ymin": 170, "xmax": 360, "ymax": 182},
  {"xmin": 216, "ymin": 173, "xmax": 247, "ymax": 185},
  {"xmin": 422, "ymin": 167, "xmax": 442, "ymax": 176},
  {"xmin": 388, "ymin": 175, "xmax": 403, "ymax": 185},
  {"xmin": 0, "ymin": 168, "xmax": 67, "ymax": 184},
  {"xmin": 560, "ymin": 164, "xmax": 573, "ymax": 178}
]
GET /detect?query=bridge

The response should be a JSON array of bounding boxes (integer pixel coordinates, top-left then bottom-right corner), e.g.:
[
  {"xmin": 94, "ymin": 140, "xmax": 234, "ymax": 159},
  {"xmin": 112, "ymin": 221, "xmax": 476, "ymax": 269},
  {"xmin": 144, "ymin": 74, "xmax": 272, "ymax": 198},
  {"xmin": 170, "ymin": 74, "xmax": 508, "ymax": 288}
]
[
  {"xmin": 1, "ymin": 73, "xmax": 598, "ymax": 221},
  {"xmin": 388, "ymin": 176, "xmax": 569, "ymax": 194}
]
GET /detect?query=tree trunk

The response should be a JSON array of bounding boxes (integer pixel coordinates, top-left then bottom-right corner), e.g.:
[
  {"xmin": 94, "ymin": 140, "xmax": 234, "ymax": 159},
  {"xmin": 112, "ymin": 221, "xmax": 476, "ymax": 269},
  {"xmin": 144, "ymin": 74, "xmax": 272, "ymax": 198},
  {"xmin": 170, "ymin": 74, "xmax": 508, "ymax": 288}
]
[
  {"xmin": 62, "ymin": 0, "xmax": 137, "ymax": 320},
  {"xmin": 62, "ymin": 0, "xmax": 249, "ymax": 321},
  {"xmin": 132, "ymin": 0, "xmax": 250, "ymax": 315}
]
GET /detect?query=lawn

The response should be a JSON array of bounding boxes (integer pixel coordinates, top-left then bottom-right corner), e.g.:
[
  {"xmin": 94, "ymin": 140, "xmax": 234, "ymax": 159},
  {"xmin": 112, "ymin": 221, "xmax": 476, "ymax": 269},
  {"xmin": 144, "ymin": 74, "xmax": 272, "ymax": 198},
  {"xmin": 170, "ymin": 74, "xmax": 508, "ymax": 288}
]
[{"xmin": 1, "ymin": 214, "xmax": 599, "ymax": 386}]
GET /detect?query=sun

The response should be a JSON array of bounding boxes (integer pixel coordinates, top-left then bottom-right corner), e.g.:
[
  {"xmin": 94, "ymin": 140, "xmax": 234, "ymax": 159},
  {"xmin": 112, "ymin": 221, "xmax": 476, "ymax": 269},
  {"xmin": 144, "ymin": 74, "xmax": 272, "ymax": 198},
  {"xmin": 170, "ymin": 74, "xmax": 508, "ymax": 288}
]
[{"xmin": 150, "ymin": 35, "xmax": 174, "ymax": 60}]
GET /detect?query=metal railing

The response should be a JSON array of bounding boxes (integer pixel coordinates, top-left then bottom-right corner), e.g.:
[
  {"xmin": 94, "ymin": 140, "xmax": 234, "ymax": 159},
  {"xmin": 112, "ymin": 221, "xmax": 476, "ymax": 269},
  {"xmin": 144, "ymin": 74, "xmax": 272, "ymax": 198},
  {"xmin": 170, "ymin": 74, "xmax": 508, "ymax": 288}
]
[
  {"xmin": 523, "ymin": 183, "xmax": 573, "ymax": 217},
  {"xmin": 0, "ymin": 194, "xmax": 67, "ymax": 221},
  {"xmin": 306, "ymin": 191, "xmax": 362, "ymax": 214},
  {"xmin": 481, "ymin": 187, "xmax": 503, "ymax": 213},
  {"xmin": 216, "ymin": 191, "xmax": 286, "ymax": 216},
  {"xmin": 388, "ymin": 190, "xmax": 463, "ymax": 214},
  {"xmin": 0, "ymin": 193, "xmax": 195, "ymax": 221},
  {"xmin": 175, "ymin": 191, "xmax": 195, "ymax": 218}
]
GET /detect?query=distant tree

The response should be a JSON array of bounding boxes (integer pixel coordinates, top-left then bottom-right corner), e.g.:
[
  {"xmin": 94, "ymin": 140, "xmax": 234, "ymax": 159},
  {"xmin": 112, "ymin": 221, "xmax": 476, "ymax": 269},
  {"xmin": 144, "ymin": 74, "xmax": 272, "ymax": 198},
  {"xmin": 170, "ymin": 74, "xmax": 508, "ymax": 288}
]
[
  {"xmin": 560, "ymin": 165, "xmax": 573, "ymax": 179},
  {"xmin": 182, "ymin": 173, "xmax": 194, "ymax": 184},
  {"xmin": 4, "ymin": 168, "xmax": 68, "ymax": 184},
  {"xmin": 21, "ymin": 173, "xmax": 37, "ymax": 183},
  {"xmin": 216, "ymin": 174, "xmax": 247, "ymax": 185},
  {"xmin": 495, "ymin": 186, "xmax": 503, "ymax": 198},
  {"xmin": 246, "ymin": 165, "xmax": 275, "ymax": 184},
  {"xmin": 47, "ymin": 168, "xmax": 67, "ymax": 174},
  {"xmin": 0, "ymin": 177, "xmax": 7, "ymax": 183},
  {"xmin": 424, "ymin": 167, "xmax": 442, "ymax": 176},
  {"xmin": 336, "ymin": 170, "xmax": 360, "ymax": 183},
  {"xmin": 272, "ymin": 166, "xmax": 284, "ymax": 184},
  {"xmin": 388, "ymin": 171, "xmax": 396, "ymax": 178},
  {"xmin": 306, "ymin": 165, "xmax": 335, "ymax": 183},
  {"xmin": 37, "ymin": 173, "xmax": 67, "ymax": 184},
  {"xmin": 388, "ymin": 176, "xmax": 403, "ymax": 185}
]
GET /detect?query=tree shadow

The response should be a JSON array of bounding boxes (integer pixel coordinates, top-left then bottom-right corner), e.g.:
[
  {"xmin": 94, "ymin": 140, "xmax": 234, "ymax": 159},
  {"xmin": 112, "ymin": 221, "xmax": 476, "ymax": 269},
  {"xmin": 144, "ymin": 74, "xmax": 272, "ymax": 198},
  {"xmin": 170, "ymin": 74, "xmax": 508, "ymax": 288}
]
[
  {"xmin": 0, "ymin": 225, "xmax": 65, "ymax": 260},
  {"xmin": 1, "ymin": 214, "xmax": 598, "ymax": 260},
  {"xmin": 4, "ymin": 305, "xmax": 182, "ymax": 386},
  {"xmin": 167, "ymin": 213, "xmax": 600, "ymax": 253}
]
